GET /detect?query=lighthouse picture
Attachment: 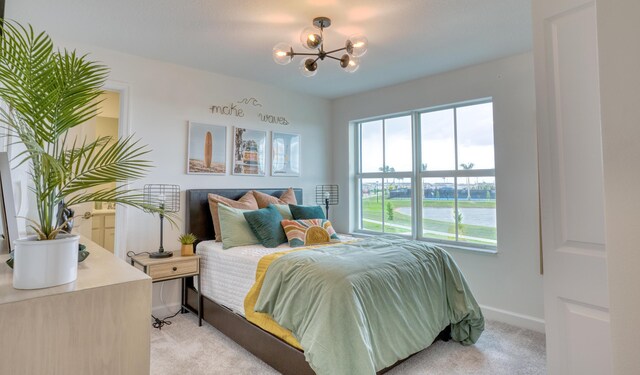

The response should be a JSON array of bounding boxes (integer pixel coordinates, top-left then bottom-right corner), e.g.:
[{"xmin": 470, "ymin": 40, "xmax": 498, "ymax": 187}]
[{"xmin": 233, "ymin": 127, "xmax": 266, "ymax": 176}]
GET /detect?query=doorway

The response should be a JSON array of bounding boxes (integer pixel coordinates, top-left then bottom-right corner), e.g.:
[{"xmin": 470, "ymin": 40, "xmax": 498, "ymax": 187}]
[{"xmin": 69, "ymin": 90, "xmax": 120, "ymax": 253}]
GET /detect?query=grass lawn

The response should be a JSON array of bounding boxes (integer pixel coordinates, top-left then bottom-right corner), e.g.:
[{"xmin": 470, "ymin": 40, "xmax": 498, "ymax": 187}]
[{"xmin": 361, "ymin": 195, "xmax": 497, "ymax": 243}]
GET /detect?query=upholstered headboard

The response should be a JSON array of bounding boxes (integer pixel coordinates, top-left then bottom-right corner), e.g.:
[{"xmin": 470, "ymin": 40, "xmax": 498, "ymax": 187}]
[{"xmin": 185, "ymin": 188, "xmax": 303, "ymax": 246}]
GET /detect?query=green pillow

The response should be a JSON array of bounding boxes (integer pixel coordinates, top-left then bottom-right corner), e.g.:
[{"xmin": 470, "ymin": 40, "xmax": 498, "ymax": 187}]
[
  {"xmin": 243, "ymin": 204, "xmax": 287, "ymax": 248},
  {"xmin": 274, "ymin": 204, "xmax": 293, "ymax": 220},
  {"xmin": 289, "ymin": 204, "xmax": 326, "ymax": 220},
  {"xmin": 218, "ymin": 204, "xmax": 260, "ymax": 249}
]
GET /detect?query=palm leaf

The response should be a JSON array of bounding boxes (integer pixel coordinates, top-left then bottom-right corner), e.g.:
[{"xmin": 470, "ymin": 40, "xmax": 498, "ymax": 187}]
[
  {"xmin": 0, "ymin": 20, "xmax": 157, "ymax": 239},
  {"xmin": 58, "ymin": 135, "xmax": 153, "ymax": 197}
]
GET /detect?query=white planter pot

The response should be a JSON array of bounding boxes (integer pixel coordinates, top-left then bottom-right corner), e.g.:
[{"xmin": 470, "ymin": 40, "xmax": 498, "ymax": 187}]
[{"xmin": 13, "ymin": 234, "xmax": 80, "ymax": 289}]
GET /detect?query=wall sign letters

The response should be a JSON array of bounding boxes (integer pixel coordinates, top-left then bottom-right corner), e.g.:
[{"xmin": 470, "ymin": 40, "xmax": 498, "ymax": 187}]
[{"xmin": 210, "ymin": 97, "xmax": 290, "ymax": 125}]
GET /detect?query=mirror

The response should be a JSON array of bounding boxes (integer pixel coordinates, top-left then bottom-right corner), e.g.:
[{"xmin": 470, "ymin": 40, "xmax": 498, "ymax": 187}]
[{"xmin": 0, "ymin": 152, "xmax": 18, "ymax": 254}]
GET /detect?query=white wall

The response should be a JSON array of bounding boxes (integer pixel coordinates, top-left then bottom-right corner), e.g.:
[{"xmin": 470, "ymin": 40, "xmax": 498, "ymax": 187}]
[
  {"xmin": 2, "ymin": 13, "xmax": 542, "ymax": 328},
  {"xmin": 330, "ymin": 52, "xmax": 544, "ymax": 331},
  {"xmin": 9, "ymin": 41, "xmax": 331, "ymax": 314}
]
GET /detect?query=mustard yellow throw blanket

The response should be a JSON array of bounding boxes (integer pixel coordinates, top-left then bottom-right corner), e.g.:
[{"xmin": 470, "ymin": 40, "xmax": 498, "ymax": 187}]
[{"xmin": 244, "ymin": 246, "xmax": 306, "ymax": 349}]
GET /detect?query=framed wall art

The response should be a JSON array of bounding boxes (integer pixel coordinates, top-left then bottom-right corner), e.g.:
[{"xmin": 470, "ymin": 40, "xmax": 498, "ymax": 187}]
[
  {"xmin": 187, "ymin": 122, "xmax": 227, "ymax": 175},
  {"xmin": 232, "ymin": 127, "xmax": 266, "ymax": 176},
  {"xmin": 271, "ymin": 132, "xmax": 300, "ymax": 177}
]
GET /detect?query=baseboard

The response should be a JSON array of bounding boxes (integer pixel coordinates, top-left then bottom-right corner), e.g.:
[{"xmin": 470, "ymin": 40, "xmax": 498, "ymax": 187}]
[{"xmin": 479, "ymin": 304, "xmax": 545, "ymax": 333}]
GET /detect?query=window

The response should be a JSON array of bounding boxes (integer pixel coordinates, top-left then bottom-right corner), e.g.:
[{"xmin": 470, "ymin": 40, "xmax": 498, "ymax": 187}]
[
  {"xmin": 359, "ymin": 115, "xmax": 413, "ymax": 235},
  {"xmin": 355, "ymin": 100, "xmax": 496, "ymax": 249}
]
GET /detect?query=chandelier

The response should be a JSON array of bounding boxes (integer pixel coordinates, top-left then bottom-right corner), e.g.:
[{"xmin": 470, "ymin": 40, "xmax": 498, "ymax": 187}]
[{"xmin": 272, "ymin": 17, "xmax": 368, "ymax": 77}]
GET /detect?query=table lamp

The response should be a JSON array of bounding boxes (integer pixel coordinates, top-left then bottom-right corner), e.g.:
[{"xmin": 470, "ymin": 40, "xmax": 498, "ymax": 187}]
[
  {"xmin": 315, "ymin": 185, "xmax": 339, "ymax": 220},
  {"xmin": 144, "ymin": 184, "xmax": 180, "ymax": 258}
]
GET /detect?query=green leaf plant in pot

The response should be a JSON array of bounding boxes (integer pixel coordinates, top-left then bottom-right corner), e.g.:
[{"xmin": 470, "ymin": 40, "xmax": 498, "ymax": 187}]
[
  {"xmin": 0, "ymin": 21, "xmax": 164, "ymax": 289},
  {"xmin": 178, "ymin": 233, "xmax": 197, "ymax": 257}
]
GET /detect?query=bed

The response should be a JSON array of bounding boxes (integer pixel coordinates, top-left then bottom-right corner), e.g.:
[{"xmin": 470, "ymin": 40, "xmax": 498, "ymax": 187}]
[{"xmin": 182, "ymin": 188, "xmax": 483, "ymax": 375}]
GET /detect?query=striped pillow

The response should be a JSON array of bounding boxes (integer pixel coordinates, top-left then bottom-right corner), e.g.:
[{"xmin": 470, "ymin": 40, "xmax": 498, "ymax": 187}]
[{"xmin": 281, "ymin": 219, "xmax": 339, "ymax": 247}]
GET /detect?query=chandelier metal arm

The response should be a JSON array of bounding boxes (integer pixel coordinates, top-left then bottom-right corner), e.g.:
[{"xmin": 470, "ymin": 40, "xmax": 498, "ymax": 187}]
[
  {"xmin": 289, "ymin": 51, "xmax": 321, "ymax": 57},
  {"xmin": 323, "ymin": 46, "xmax": 347, "ymax": 55},
  {"xmin": 324, "ymin": 55, "xmax": 342, "ymax": 61}
]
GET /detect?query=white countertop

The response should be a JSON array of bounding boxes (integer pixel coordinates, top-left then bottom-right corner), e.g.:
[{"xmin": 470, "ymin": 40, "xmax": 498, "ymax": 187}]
[{"xmin": 0, "ymin": 237, "xmax": 150, "ymax": 305}]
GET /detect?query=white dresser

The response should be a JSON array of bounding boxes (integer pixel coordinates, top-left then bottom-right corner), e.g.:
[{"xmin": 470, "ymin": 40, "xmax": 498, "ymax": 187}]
[{"xmin": 0, "ymin": 239, "xmax": 152, "ymax": 375}]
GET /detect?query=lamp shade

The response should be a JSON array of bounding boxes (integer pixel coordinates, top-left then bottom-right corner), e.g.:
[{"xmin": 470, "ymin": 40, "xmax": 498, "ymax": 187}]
[
  {"xmin": 315, "ymin": 185, "xmax": 339, "ymax": 206},
  {"xmin": 272, "ymin": 42, "xmax": 293, "ymax": 65},
  {"xmin": 346, "ymin": 34, "xmax": 368, "ymax": 57},
  {"xmin": 143, "ymin": 184, "xmax": 180, "ymax": 213},
  {"xmin": 300, "ymin": 26, "xmax": 323, "ymax": 50},
  {"xmin": 340, "ymin": 54, "xmax": 360, "ymax": 73},
  {"xmin": 300, "ymin": 58, "xmax": 318, "ymax": 77}
]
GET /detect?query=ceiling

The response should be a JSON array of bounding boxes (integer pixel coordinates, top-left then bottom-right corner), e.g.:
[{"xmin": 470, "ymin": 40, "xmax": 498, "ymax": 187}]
[{"xmin": 6, "ymin": 0, "xmax": 532, "ymax": 99}]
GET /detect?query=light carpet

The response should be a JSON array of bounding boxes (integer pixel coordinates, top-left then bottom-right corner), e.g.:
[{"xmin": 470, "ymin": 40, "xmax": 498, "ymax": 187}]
[{"xmin": 151, "ymin": 313, "xmax": 546, "ymax": 375}]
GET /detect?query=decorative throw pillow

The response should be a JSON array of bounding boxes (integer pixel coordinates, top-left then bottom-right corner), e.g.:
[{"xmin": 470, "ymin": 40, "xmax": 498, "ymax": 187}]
[
  {"xmin": 281, "ymin": 219, "xmax": 339, "ymax": 247},
  {"xmin": 217, "ymin": 204, "xmax": 260, "ymax": 249},
  {"xmin": 289, "ymin": 204, "xmax": 326, "ymax": 220},
  {"xmin": 273, "ymin": 204, "xmax": 293, "ymax": 220},
  {"xmin": 252, "ymin": 188, "xmax": 298, "ymax": 208},
  {"xmin": 243, "ymin": 204, "xmax": 287, "ymax": 248},
  {"xmin": 208, "ymin": 192, "xmax": 259, "ymax": 242}
]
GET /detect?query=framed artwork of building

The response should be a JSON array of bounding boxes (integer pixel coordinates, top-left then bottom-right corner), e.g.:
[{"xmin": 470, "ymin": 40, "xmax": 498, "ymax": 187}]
[{"xmin": 232, "ymin": 127, "xmax": 266, "ymax": 176}]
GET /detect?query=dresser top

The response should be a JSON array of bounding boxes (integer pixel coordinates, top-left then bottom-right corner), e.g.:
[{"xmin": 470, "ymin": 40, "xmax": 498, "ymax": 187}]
[{"xmin": 0, "ymin": 238, "xmax": 150, "ymax": 305}]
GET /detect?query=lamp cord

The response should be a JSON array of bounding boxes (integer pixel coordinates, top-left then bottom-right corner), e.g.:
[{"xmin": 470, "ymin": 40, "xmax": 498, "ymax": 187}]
[
  {"xmin": 126, "ymin": 250, "xmax": 151, "ymax": 258},
  {"xmin": 151, "ymin": 309, "xmax": 182, "ymax": 330}
]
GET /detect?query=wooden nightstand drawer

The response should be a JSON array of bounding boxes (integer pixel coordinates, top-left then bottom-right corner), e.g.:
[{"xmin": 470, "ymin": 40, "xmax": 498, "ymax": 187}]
[{"xmin": 148, "ymin": 258, "xmax": 198, "ymax": 280}]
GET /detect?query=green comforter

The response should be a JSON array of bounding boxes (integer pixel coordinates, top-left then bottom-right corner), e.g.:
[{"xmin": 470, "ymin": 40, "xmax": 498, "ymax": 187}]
[{"xmin": 254, "ymin": 235, "xmax": 484, "ymax": 375}]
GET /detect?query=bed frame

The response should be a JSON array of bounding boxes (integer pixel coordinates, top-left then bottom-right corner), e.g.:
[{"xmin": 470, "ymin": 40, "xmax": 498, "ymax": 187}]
[{"xmin": 182, "ymin": 188, "xmax": 450, "ymax": 375}]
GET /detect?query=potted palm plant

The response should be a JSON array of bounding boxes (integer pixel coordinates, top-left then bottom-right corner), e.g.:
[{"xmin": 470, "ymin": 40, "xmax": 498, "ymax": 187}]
[{"xmin": 0, "ymin": 21, "xmax": 162, "ymax": 289}]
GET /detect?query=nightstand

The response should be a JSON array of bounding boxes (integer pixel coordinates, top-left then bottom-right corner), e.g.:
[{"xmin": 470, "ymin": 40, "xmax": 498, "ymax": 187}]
[{"xmin": 130, "ymin": 252, "xmax": 202, "ymax": 326}]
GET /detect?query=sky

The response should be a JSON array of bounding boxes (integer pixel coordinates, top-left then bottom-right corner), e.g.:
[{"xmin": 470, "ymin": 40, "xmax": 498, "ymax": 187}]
[{"xmin": 361, "ymin": 102, "xmax": 495, "ymax": 173}]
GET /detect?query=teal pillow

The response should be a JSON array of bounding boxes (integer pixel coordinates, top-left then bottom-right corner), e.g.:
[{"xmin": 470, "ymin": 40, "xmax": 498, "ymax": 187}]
[
  {"xmin": 218, "ymin": 204, "xmax": 260, "ymax": 249},
  {"xmin": 289, "ymin": 204, "xmax": 326, "ymax": 220},
  {"xmin": 274, "ymin": 204, "xmax": 293, "ymax": 220},
  {"xmin": 243, "ymin": 204, "xmax": 287, "ymax": 248}
]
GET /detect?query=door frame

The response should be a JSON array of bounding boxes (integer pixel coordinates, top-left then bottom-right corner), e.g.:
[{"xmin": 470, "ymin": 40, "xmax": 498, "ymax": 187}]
[{"xmin": 103, "ymin": 80, "xmax": 131, "ymax": 260}]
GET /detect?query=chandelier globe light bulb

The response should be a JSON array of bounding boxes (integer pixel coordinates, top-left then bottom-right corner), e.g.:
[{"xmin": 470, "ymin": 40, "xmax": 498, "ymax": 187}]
[{"xmin": 272, "ymin": 42, "xmax": 293, "ymax": 65}]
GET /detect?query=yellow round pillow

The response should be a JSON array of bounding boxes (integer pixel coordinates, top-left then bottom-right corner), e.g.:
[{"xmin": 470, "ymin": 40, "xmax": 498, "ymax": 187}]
[{"xmin": 304, "ymin": 226, "xmax": 330, "ymax": 245}]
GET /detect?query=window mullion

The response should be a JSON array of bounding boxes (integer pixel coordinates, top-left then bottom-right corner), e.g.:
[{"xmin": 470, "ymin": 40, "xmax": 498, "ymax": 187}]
[
  {"xmin": 357, "ymin": 123, "xmax": 363, "ymax": 230},
  {"xmin": 413, "ymin": 111, "xmax": 421, "ymax": 240},
  {"xmin": 381, "ymin": 119, "xmax": 386, "ymax": 233},
  {"xmin": 453, "ymin": 108, "xmax": 459, "ymax": 241}
]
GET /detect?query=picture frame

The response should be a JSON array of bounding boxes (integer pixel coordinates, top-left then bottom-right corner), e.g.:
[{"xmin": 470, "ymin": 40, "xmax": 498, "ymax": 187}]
[
  {"xmin": 187, "ymin": 122, "xmax": 227, "ymax": 175},
  {"xmin": 271, "ymin": 132, "xmax": 301, "ymax": 177},
  {"xmin": 232, "ymin": 127, "xmax": 266, "ymax": 176}
]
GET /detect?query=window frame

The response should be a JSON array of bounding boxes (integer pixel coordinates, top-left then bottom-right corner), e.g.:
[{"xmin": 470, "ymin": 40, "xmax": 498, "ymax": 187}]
[
  {"xmin": 354, "ymin": 98, "xmax": 497, "ymax": 251},
  {"xmin": 355, "ymin": 112, "xmax": 415, "ymax": 237}
]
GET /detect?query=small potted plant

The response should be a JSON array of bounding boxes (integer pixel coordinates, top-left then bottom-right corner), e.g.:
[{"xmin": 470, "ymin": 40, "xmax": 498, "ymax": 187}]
[
  {"xmin": 0, "ymin": 21, "xmax": 163, "ymax": 289},
  {"xmin": 178, "ymin": 233, "xmax": 197, "ymax": 256}
]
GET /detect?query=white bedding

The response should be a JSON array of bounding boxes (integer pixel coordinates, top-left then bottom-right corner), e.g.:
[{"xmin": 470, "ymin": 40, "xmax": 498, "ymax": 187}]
[{"xmin": 198, "ymin": 235, "xmax": 354, "ymax": 316}]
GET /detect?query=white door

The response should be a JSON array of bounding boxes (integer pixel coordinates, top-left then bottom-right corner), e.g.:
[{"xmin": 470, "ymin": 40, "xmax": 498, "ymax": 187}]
[{"xmin": 533, "ymin": 1, "xmax": 612, "ymax": 374}]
